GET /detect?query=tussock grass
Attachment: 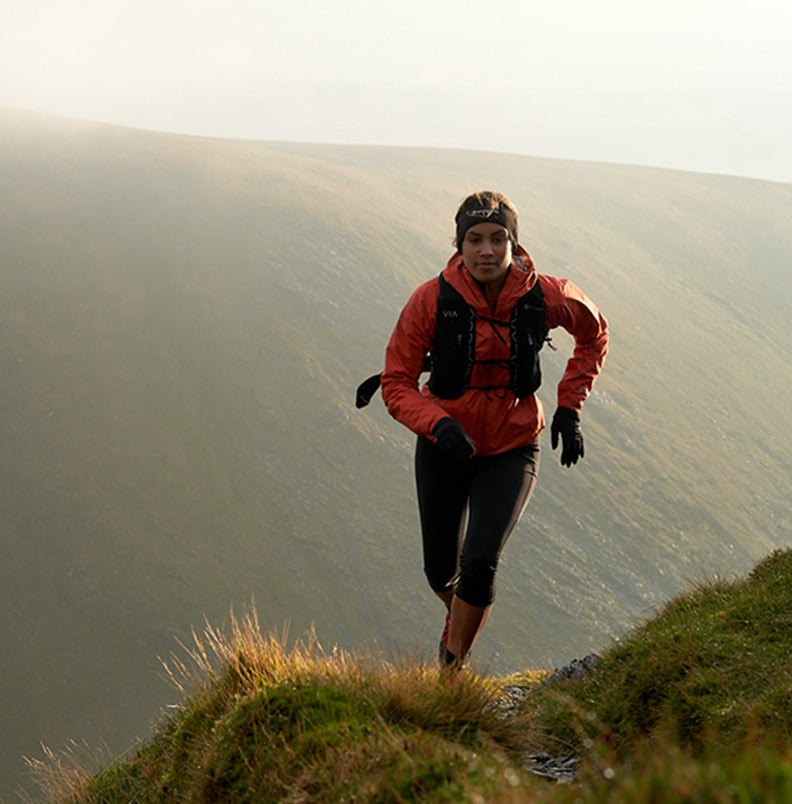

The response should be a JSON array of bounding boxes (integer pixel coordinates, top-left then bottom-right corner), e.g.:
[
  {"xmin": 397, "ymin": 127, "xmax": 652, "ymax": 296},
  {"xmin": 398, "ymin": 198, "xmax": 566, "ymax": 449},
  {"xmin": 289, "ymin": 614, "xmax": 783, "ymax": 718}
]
[
  {"xmin": 28, "ymin": 608, "xmax": 543, "ymax": 803},
  {"xmin": 29, "ymin": 550, "xmax": 792, "ymax": 803}
]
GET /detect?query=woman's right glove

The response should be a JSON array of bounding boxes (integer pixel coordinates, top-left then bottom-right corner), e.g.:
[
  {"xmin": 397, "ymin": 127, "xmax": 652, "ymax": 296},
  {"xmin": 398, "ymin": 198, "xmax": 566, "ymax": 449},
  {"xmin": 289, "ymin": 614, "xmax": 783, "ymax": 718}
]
[{"xmin": 432, "ymin": 417, "xmax": 475, "ymax": 460}]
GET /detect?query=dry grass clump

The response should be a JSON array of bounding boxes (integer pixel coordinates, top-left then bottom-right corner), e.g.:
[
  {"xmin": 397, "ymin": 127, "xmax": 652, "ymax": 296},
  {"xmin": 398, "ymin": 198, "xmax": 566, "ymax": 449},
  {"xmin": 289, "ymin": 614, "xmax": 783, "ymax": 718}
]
[{"xmin": 28, "ymin": 607, "xmax": 543, "ymax": 803}]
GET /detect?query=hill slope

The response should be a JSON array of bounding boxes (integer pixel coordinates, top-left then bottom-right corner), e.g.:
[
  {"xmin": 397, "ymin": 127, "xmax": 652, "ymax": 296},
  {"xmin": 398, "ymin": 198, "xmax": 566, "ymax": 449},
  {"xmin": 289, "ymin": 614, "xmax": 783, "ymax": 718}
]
[{"xmin": 2, "ymin": 107, "xmax": 791, "ymax": 797}]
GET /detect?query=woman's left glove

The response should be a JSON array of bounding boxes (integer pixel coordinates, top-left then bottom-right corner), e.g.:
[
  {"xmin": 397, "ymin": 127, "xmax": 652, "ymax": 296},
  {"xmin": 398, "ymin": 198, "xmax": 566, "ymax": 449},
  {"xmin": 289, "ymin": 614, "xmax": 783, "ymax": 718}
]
[{"xmin": 550, "ymin": 406, "xmax": 584, "ymax": 467}]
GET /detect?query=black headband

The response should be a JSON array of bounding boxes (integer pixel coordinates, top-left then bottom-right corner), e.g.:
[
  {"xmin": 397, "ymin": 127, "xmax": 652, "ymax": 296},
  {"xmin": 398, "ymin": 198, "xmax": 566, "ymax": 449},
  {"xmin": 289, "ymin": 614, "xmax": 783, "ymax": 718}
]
[{"xmin": 455, "ymin": 206, "xmax": 519, "ymax": 252}]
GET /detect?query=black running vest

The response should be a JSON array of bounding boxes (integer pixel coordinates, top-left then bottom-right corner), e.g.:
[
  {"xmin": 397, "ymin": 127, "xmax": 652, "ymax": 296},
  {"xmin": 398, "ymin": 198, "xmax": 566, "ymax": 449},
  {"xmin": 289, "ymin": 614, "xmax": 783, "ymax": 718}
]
[
  {"xmin": 427, "ymin": 273, "xmax": 548, "ymax": 399},
  {"xmin": 354, "ymin": 273, "xmax": 548, "ymax": 409}
]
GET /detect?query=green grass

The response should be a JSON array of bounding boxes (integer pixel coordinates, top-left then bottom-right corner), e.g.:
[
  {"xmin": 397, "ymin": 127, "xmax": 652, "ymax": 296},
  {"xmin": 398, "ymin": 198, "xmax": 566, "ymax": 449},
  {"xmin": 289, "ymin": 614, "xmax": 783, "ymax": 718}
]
[
  {"xmin": 522, "ymin": 548, "xmax": 792, "ymax": 757},
  {"xmin": 27, "ymin": 549, "xmax": 792, "ymax": 803}
]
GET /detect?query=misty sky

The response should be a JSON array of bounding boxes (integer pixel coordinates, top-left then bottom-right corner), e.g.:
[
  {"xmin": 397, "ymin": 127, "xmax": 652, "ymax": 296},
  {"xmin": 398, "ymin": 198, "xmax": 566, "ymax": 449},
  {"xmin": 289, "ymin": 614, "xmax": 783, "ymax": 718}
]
[{"xmin": 3, "ymin": 0, "xmax": 791, "ymax": 182}]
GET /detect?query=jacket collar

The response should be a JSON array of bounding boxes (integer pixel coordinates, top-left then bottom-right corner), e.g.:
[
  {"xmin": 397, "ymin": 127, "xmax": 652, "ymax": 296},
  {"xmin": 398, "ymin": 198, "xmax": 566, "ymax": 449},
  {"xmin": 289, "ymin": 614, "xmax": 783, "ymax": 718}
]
[{"xmin": 442, "ymin": 246, "xmax": 538, "ymax": 312}]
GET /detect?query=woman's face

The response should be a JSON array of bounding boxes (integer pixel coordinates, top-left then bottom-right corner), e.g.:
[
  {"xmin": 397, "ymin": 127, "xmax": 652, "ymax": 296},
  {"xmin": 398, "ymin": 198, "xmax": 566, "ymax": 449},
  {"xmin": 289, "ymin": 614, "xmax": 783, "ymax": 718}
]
[{"xmin": 460, "ymin": 222, "xmax": 513, "ymax": 293}]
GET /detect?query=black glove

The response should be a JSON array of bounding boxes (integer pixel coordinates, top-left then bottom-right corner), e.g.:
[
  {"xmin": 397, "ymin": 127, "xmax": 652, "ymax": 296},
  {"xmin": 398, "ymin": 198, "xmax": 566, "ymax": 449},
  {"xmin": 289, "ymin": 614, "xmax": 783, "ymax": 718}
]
[
  {"xmin": 550, "ymin": 406, "xmax": 584, "ymax": 467},
  {"xmin": 432, "ymin": 417, "xmax": 475, "ymax": 460}
]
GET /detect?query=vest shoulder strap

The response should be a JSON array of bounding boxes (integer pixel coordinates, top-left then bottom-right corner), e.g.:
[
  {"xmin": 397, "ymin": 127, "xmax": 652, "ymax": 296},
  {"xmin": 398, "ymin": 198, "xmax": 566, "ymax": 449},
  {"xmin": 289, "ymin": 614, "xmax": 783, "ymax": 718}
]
[
  {"xmin": 510, "ymin": 277, "xmax": 547, "ymax": 397},
  {"xmin": 426, "ymin": 275, "xmax": 476, "ymax": 399}
]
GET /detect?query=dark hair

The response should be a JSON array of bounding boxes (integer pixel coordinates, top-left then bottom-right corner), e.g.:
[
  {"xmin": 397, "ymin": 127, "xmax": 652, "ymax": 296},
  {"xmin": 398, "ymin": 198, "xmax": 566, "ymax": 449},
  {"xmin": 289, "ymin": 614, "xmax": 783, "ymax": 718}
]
[{"xmin": 454, "ymin": 190, "xmax": 520, "ymax": 252}]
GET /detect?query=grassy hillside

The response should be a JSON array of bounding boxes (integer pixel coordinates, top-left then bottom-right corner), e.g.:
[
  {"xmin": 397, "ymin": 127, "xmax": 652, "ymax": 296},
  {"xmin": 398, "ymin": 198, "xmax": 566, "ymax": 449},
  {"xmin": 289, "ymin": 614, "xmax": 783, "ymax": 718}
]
[
  {"xmin": 29, "ymin": 550, "xmax": 792, "ymax": 802},
  {"xmin": 1, "ymin": 106, "xmax": 791, "ymax": 798}
]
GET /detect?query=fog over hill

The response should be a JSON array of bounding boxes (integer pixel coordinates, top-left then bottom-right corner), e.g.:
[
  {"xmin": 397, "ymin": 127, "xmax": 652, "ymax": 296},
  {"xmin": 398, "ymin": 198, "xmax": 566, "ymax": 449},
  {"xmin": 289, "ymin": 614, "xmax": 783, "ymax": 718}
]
[{"xmin": 1, "ymin": 106, "xmax": 791, "ymax": 797}]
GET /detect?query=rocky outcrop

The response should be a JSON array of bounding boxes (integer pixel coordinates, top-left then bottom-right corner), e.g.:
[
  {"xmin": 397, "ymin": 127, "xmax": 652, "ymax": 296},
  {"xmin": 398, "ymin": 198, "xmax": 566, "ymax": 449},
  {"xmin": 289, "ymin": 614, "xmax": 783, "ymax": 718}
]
[{"xmin": 493, "ymin": 654, "xmax": 601, "ymax": 783}]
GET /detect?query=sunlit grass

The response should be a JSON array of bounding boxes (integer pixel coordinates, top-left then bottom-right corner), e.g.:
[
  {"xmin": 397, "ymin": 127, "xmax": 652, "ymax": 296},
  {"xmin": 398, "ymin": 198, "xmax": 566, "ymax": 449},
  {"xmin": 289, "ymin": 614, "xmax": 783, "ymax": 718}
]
[
  {"xmin": 521, "ymin": 549, "xmax": 792, "ymax": 758},
  {"xmin": 27, "ymin": 608, "xmax": 543, "ymax": 803},
  {"xmin": 28, "ymin": 550, "xmax": 792, "ymax": 803}
]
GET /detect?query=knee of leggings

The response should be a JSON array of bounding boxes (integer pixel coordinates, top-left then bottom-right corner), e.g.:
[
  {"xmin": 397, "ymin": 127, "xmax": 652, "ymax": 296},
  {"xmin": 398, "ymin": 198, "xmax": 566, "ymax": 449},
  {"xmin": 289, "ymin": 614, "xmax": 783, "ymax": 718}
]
[
  {"xmin": 456, "ymin": 556, "xmax": 497, "ymax": 608},
  {"xmin": 424, "ymin": 566, "xmax": 457, "ymax": 596}
]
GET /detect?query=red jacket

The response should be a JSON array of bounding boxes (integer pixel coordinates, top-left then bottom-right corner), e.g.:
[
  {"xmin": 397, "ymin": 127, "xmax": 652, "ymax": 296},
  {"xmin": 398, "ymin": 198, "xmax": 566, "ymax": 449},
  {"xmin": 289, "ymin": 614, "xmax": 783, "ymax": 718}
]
[{"xmin": 381, "ymin": 249, "xmax": 608, "ymax": 455}]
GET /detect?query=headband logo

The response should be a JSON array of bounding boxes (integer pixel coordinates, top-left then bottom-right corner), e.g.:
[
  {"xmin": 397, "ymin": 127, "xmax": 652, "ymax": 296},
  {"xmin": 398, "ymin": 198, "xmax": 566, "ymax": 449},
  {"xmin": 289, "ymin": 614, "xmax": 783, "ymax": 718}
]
[{"xmin": 467, "ymin": 209, "xmax": 500, "ymax": 219}]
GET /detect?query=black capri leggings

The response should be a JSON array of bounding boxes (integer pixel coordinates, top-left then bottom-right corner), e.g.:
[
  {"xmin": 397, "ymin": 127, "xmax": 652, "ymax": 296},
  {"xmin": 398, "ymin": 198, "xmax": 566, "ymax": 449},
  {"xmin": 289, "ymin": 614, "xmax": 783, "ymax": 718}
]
[{"xmin": 414, "ymin": 436, "xmax": 540, "ymax": 608}]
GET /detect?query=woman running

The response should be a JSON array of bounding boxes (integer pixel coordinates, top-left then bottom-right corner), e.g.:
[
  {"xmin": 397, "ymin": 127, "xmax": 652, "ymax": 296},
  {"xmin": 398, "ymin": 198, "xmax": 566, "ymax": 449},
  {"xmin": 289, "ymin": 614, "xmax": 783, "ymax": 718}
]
[{"xmin": 380, "ymin": 190, "xmax": 609, "ymax": 671}]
